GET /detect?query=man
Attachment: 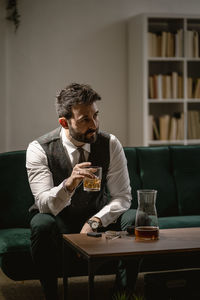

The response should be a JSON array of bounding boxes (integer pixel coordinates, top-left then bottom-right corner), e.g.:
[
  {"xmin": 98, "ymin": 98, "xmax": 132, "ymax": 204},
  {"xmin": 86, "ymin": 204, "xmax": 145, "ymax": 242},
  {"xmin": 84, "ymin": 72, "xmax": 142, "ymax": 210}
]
[{"xmin": 26, "ymin": 83, "xmax": 137, "ymax": 300}]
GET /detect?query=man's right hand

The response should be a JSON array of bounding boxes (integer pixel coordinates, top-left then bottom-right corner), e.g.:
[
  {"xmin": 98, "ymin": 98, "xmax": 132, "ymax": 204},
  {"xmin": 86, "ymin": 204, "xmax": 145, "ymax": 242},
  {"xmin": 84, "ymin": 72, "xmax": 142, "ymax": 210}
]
[{"xmin": 64, "ymin": 162, "xmax": 97, "ymax": 192}]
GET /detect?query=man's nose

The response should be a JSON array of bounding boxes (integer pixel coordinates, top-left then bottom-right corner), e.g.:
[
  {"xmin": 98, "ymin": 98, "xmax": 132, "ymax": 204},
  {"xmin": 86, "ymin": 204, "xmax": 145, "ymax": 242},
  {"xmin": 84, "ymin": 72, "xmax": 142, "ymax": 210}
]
[{"xmin": 89, "ymin": 118, "xmax": 97, "ymax": 129}]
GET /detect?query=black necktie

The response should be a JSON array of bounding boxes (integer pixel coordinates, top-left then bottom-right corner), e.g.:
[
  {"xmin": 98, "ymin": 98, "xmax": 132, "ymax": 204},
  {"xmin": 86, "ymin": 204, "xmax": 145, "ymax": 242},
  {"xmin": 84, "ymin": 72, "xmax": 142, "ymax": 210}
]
[{"xmin": 77, "ymin": 147, "xmax": 86, "ymax": 163}]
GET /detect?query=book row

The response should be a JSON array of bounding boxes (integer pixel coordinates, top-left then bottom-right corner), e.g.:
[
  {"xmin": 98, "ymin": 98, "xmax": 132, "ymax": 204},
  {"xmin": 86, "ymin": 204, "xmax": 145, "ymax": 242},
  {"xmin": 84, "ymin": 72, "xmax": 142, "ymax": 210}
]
[
  {"xmin": 149, "ymin": 111, "xmax": 200, "ymax": 141},
  {"xmin": 148, "ymin": 29, "xmax": 183, "ymax": 57},
  {"xmin": 149, "ymin": 72, "xmax": 183, "ymax": 99},
  {"xmin": 148, "ymin": 29, "xmax": 200, "ymax": 58},
  {"xmin": 149, "ymin": 113, "xmax": 184, "ymax": 141}
]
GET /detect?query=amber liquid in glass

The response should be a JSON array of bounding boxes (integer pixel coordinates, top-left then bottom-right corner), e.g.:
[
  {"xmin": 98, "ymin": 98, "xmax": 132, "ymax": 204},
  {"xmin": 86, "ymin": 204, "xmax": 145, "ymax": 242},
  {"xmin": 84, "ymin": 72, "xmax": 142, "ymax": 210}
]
[
  {"xmin": 135, "ymin": 226, "xmax": 159, "ymax": 241},
  {"xmin": 83, "ymin": 178, "xmax": 101, "ymax": 191}
]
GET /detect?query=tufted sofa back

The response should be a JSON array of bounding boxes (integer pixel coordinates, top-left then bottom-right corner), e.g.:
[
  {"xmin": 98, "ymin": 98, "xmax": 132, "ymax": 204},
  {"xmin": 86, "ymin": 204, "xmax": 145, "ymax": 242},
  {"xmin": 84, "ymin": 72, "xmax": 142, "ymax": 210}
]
[
  {"xmin": 1, "ymin": 145, "xmax": 200, "ymax": 229},
  {"xmin": 124, "ymin": 145, "xmax": 200, "ymax": 217},
  {"xmin": 0, "ymin": 151, "xmax": 34, "ymax": 229}
]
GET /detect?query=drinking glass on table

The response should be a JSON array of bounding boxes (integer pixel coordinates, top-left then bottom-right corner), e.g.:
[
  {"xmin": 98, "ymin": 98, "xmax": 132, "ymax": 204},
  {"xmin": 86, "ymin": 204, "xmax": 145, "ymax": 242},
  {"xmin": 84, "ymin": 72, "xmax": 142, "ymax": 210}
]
[
  {"xmin": 135, "ymin": 189, "xmax": 159, "ymax": 241},
  {"xmin": 83, "ymin": 166, "xmax": 102, "ymax": 192}
]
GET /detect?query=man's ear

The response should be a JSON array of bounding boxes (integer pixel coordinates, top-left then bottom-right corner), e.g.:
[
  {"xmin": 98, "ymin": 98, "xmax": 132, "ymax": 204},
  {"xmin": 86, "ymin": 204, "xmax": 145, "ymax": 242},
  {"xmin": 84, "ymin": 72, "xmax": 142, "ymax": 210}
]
[{"xmin": 59, "ymin": 117, "xmax": 68, "ymax": 129}]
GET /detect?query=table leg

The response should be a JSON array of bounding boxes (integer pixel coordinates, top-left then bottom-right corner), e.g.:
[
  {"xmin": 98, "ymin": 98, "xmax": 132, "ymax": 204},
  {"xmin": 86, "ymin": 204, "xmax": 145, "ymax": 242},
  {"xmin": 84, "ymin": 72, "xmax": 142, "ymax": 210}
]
[
  {"xmin": 63, "ymin": 275, "xmax": 68, "ymax": 300},
  {"xmin": 88, "ymin": 260, "xmax": 95, "ymax": 300},
  {"xmin": 63, "ymin": 241, "xmax": 70, "ymax": 300}
]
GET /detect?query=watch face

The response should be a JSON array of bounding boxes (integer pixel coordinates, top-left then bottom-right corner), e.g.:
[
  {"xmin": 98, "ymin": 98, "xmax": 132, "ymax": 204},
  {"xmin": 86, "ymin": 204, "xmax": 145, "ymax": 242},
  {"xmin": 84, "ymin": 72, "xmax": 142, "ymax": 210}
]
[{"xmin": 91, "ymin": 221, "xmax": 99, "ymax": 229}]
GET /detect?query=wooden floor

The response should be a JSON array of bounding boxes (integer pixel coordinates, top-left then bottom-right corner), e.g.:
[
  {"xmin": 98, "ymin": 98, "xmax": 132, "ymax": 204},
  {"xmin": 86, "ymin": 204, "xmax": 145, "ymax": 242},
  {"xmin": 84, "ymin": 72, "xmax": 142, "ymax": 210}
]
[{"xmin": 0, "ymin": 269, "xmax": 144, "ymax": 300}]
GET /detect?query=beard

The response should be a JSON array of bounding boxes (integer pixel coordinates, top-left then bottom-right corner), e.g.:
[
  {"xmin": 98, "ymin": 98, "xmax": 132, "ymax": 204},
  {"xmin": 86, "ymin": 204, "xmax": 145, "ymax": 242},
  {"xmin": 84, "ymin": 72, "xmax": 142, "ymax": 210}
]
[{"xmin": 68, "ymin": 125, "xmax": 99, "ymax": 144}]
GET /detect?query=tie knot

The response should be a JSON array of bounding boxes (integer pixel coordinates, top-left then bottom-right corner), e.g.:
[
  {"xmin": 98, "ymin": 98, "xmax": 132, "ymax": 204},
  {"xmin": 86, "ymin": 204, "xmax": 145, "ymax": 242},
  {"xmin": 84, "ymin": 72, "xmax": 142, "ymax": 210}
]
[{"xmin": 77, "ymin": 147, "xmax": 85, "ymax": 163}]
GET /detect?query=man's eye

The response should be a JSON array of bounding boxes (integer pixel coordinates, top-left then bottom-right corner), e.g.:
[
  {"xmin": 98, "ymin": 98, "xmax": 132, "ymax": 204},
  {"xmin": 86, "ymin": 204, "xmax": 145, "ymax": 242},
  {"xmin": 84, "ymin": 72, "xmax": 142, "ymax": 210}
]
[{"xmin": 80, "ymin": 118, "xmax": 89, "ymax": 123}]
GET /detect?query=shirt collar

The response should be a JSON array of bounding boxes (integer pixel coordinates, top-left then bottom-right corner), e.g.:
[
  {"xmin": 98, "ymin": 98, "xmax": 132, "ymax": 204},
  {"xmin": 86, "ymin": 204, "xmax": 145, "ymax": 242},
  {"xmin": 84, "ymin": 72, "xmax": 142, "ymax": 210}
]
[{"xmin": 61, "ymin": 127, "xmax": 90, "ymax": 154}]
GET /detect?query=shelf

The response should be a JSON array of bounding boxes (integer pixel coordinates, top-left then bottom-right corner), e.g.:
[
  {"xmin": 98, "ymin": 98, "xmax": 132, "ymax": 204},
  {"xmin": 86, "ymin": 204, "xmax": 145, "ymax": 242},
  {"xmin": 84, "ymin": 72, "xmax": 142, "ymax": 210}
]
[
  {"xmin": 187, "ymin": 139, "xmax": 200, "ymax": 145},
  {"xmin": 187, "ymin": 99, "xmax": 200, "ymax": 103},
  {"xmin": 149, "ymin": 58, "xmax": 200, "ymax": 61},
  {"xmin": 149, "ymin": 139, "xmax": 200, "ymax": 146},
  {"xmin": 148, "ymin": 99, "xmax": 185, "ymax": 103},
  {"xmin": 128, "ymin": 14, "xmax": 200, "ymax": 147},
  {"xmin": 148, "ymin": 140, "xmax": 185, "ymax": 145},
  {"xmin": 148, "ymin": 57, "xmax": 184, "ymax": 61},
  {"xmin": 149, "ymin": 99, "xmax": 200, "ymax": 103}
]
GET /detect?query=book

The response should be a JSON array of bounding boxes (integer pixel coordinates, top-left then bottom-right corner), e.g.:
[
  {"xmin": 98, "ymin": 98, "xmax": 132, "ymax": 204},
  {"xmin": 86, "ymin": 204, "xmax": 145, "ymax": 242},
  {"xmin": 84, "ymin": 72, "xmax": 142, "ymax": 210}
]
[
  {"xmin": 197, "ymin": 111, "xmax": 200, "ymax": 139},
  {"xmin": 157, "ymin": 74, "xmax": 162, "ymax": 99},
  {"xmin": 149, "ymin": 76, "xmax": 154, "ymax": 98},
  {"xmin": 178, "ymin": 76, "xmax": 183, "ymax": 98},
  {"xmin": 148, "ymin": 32, "xmax": 160, "ymax": 57},
  {"xmin": 187, "ymin": 110, "xmax": 193, "ymax": 139},
  {"xmin": 177, "ymin": 113, "xmax": 184, "ymax": 140},
  {"xmin": 162, "ymin": 75, "xmax": 166, "ymax": 98},
  {"xmin": 159, "ymin": 114, "xmax": 170, "ymax": 140},
  {"xmin": 169, "ymin": 117, "xmax": 177, "ymax": 140},
  {"xmin": 165, "ymin": 75, "xmax": 171, "ymax": 99},
  {"xmin": 153, "ymin": 74, "xmax": 158, "ymax": 98},
  {"xmin": 187, "ymin": 110, "xmax": 200, "ymax": 139},
  {"xmin": 194, "ymin": 31, "xmax": 199, "ymax": 58},
  {"xmin": 148, "ymin": 32, "xmax": 157, "ymax": 56},
  {"xmin": 152, "ymin": 118, "xmax": 160, "ymax": 140},
  {"xmin": 186, "ymin": 30, "xmax": 194, "ymax": 57},
  {"xmin": 161, "ymin": 31, "xmax": 167, "ymax": 57},
  {"xmin": 194, "ymin": 78, "xmax": 200, "ymax": 98},
  {"xmin": 187, "ymin": 77, "xmax": 193, "ymax": 98},
  {"xmin": 191, "ymin": 111, "xmax": 198, "ymax": 139},
  {"xmin": 148, "ymin": 115, "xmax": 154, "ymax": 140},
  {"xmin": 175, "ymin": 29, "xmax": 183, "ymax": 57},
  {"xmin": 167, "ymin": 32, "xmax": 175, "ymax": 57},
  {"xmin": 157, "ymin": 34, "xmax": 162, "ymax": 57},
  {"xmin": 193, "ymin": 111, "xmax": 200, "ymax": 139},
  {"xmin": 148, "ymin": 32, "xmax": 153, "ymax": 57},
  {"xmin": 172, "ymin": 72, "xmax": 178, "ymax": 99}
]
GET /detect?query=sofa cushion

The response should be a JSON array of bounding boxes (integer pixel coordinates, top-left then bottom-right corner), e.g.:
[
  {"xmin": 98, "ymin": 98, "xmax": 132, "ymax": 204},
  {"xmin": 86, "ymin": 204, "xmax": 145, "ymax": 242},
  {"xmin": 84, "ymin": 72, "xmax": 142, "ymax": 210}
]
[
  {"xmin": 170, "ymin": 146, "xmax": 200, "ymax": 215},
  {"xmin": 124, "ymin": 147, "xmax": 142, "ymax": 209},
  {"xmin": 0, "ymin": 151, "xmax": 34, "ymax": 229},
  {"xmin": 0, "ymin": 251, "xmax": 38, "ymax": 281},
  {"xmin": 137, "ymin": 147, "xmax": 178, "ymax": 217},
  {"xmin": 0, "ymin": 228, "xmax": 31, "ymax": 254},
  {"xmin": 158, "ymin": 215, "xmax": 200, "ymax": 229}
]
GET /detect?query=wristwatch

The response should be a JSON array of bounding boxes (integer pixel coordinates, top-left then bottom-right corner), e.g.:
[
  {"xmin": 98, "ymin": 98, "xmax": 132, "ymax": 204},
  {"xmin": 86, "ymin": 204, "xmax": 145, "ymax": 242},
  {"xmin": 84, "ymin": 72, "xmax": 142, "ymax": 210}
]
[{"xmin": 87, "ymin": 219, "xmax": 100, "ymax": 231}]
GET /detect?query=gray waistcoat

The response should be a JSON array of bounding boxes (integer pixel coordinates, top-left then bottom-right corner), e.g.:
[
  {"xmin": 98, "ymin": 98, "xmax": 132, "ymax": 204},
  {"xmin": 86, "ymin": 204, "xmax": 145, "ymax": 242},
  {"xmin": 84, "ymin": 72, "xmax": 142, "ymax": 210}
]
[{"xmin": 37, "ymin": 127, "xmax": 110, "ymax": 222}]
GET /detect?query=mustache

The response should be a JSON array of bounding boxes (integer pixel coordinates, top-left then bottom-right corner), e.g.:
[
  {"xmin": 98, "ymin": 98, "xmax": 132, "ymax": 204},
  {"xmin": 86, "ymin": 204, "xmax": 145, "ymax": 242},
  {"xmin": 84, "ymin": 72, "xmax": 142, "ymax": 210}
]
[{"xmin": 86, "ymin": 129, "xmax": 97, "ymax": 134}]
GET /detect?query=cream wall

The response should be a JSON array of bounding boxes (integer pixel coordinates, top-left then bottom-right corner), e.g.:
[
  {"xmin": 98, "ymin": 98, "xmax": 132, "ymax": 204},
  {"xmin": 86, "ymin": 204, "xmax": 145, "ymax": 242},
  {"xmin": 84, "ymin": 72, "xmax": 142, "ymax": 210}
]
[
  {"xmin": 2, "ymin": 0, "xmax": 200, "ymax": 151},
  {"xmin": 0, "ymin": 2, "xmax": 6, "ymax": 152}
]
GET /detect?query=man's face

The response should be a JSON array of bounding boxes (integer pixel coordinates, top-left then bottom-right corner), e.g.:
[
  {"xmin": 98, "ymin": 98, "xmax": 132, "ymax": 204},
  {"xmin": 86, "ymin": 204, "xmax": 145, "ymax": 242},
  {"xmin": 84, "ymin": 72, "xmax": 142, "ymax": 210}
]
[{"xmin": 67, "ymin": 102, "xmax": 99, "ymax": 144}]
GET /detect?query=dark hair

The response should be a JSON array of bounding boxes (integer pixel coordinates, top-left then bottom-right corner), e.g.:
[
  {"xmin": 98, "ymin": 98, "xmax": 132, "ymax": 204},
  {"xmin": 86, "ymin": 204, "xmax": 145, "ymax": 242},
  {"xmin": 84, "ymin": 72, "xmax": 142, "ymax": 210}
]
[{"xmin": 55, "ymin": 83, "xmax": 101, "ymax": 119}]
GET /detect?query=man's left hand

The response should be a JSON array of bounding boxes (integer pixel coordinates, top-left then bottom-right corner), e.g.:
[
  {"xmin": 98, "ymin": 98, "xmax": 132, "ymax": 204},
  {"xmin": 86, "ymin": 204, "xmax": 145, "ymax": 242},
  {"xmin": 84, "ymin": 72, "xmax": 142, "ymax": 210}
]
[
  {"xmin": 80, "ymin": 217, "xmax": 102, "ymax": 233},
  {"xmin": 80, "ymin": 222, "xmax": 93, "ymax": 233}
]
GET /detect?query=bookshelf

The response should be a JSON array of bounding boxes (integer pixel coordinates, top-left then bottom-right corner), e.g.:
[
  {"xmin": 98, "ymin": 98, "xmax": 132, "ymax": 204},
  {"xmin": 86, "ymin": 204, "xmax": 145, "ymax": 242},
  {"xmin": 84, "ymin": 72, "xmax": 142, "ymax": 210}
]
[{"xmin": 128, "ymin": 14, "xmax": 200, "ymax": 146}]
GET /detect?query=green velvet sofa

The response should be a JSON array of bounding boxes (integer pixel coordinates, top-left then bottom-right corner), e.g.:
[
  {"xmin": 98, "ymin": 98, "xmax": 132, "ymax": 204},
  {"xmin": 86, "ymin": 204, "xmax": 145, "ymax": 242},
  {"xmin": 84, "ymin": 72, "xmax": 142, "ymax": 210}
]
[{"xmin": 0, "ymin": 145, "xmax": 200, "ymax": 282}]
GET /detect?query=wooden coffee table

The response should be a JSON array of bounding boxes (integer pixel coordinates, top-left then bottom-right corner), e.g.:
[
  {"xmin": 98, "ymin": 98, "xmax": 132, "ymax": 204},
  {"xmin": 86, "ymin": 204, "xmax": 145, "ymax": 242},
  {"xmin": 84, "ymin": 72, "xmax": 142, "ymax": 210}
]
[{"xmin": 62, "ymin": 227, "xmax": 200, "ymax": 300}]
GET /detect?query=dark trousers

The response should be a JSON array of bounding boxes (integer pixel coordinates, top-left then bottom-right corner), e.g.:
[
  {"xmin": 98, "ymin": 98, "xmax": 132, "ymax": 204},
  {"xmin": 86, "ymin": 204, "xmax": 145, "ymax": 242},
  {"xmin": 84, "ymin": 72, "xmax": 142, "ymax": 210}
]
[{"xmin": 29, "ymin": 208, "xmax": 138, "ymax": 300}]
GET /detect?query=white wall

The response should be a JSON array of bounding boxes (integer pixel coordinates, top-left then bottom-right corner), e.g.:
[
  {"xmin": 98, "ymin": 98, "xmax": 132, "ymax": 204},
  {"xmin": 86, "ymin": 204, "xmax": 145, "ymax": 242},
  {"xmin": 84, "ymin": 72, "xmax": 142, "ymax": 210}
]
[
  {"xmin": 0, "ymin": 1, "xmax": 6, "ymax": 152},
  {"xmin": 2, "ymin": 0, "xmax": 200, "ymax": 151}
]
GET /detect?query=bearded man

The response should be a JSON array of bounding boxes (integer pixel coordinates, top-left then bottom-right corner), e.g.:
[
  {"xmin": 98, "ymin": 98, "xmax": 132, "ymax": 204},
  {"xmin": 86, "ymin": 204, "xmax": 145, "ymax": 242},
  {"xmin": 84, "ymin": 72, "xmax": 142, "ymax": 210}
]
[{"xmin": 26, "ymin": 83, "xmax": 138, "ymax": 300}]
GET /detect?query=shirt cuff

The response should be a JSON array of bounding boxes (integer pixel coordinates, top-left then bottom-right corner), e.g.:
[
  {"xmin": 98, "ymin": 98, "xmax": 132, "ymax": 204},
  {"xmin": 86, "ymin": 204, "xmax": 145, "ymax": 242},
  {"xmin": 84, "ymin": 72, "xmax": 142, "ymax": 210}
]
[
  {"xmin": 63, "ymin": 179, "xmax": 70, "ymax": 192},
  {"xmin": 58, "ymin": 179, "xmax": 75, "ymax": 198},
  {"xmin": 94, "ymin": 211, "xmax": 118, "ymax": 227}
]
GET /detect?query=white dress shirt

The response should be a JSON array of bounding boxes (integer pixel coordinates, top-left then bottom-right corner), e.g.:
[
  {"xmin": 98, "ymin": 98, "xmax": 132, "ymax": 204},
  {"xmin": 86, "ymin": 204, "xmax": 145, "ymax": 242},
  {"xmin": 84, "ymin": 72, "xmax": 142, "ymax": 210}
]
[{"xmin": 26, "ymin": 128, "xmax": 132, "ymax": 227}]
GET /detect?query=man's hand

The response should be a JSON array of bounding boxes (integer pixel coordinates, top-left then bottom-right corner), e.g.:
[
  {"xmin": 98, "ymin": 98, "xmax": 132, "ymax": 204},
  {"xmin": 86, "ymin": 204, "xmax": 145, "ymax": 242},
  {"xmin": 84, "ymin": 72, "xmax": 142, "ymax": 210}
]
[
  {"xmin": 64, "ymin": 162, "xmax": 97, "ymax": 192},
  {"xmin": 80, "ymin": 217, "xmax": 102, "ymax": 234},
  {"xmin": 80, "ymin": 222, "xmax": 93, "ymax": 234}
]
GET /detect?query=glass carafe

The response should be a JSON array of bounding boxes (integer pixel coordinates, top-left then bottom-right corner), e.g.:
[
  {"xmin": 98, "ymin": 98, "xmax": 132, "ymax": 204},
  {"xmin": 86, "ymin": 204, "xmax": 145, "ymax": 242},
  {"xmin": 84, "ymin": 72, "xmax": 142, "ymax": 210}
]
[{"xmin": 135, "ymin": 189, "xmax": 159, "ymax": 241}]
